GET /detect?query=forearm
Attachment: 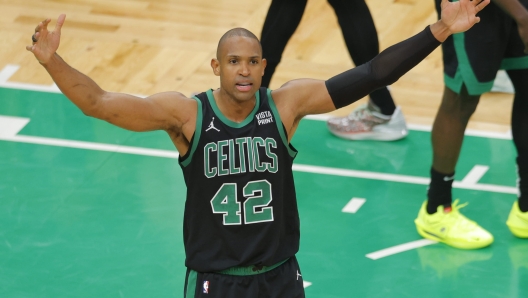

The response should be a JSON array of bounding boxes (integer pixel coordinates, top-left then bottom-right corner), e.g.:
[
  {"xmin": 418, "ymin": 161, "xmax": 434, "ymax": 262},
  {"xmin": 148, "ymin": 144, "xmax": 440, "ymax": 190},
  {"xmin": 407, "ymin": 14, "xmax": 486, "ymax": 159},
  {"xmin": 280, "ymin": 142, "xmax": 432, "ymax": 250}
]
[
  {"xmin": 492, "ymin": 0, "xmax": 528, "ymax": 24},
  {"xmin": 42, "ymin": 53, "xmax": 106, "ymax": 117},
  {"xmin": 326, "ymin": 26, "xmax": 441, "ymax": 109}
]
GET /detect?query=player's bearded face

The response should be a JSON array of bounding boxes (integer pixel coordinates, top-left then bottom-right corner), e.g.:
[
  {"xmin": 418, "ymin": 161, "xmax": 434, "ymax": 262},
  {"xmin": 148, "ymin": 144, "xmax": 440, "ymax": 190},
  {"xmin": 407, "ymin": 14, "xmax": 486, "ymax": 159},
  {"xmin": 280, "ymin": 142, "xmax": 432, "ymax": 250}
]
[{"xmin": 215, "ymin": 36, "xmax": 266, "ymax": 101}]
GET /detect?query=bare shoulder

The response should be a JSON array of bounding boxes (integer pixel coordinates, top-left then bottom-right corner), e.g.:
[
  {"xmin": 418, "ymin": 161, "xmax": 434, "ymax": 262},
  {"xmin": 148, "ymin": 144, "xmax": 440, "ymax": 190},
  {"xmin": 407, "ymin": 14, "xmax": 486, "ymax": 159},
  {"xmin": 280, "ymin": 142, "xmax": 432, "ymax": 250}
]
[
  {"xmin": 268, "ymin": 78, "xmax": 333, "ymax": 140},
  {"xmin": 271, "ymin": 78, "xmax": 334, "ymax": 118},
  {"xmin": 145, "ymin": 91, "xmax": 198, "ymax": 128}
]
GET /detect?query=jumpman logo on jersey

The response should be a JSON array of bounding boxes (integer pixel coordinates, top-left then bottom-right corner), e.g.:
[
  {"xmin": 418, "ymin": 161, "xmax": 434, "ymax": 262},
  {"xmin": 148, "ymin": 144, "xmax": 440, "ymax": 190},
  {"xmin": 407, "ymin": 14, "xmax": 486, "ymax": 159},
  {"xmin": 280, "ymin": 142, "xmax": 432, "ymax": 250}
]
[
  {"xmin": 206, "ymin": 117, "xmax": 220, "ymax": 132},
  {"xmin": 296, "ymin": 270, "xmax": 302, "ymax": 281}
]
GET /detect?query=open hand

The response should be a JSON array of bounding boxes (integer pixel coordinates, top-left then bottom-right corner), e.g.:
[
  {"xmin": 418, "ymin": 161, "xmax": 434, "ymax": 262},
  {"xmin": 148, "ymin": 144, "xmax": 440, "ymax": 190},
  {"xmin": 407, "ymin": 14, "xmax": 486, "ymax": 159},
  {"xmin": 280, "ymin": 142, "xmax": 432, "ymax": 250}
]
[
  {"xmin": 440, "ymin": 0, "xmax": 490, "ymax": 34},
  {"xmin": 26, "ymin": 14, "xmax": 66, "ymax": 65}
]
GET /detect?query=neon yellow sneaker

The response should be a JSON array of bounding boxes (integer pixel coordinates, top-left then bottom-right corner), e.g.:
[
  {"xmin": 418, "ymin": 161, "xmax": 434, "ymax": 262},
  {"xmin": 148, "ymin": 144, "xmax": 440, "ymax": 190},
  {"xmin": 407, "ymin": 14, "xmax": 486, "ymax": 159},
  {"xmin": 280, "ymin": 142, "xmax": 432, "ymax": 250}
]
[
  {"xmin": 414, "ymin": 199, "xmax": 494, "ymax": 249},
  {"xmin": 506, "ymin": 201, "xmax": 528, "ymax": 238}
]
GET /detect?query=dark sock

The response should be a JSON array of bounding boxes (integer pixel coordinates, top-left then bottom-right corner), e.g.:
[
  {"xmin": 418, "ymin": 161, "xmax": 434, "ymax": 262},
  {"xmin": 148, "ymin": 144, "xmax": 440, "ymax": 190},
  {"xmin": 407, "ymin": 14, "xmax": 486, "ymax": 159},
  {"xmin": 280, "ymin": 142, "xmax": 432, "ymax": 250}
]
[
  {"xmin": 426, "ymin": 168, "xmax": 454, "ymax": 214},
  {"xmin": 369, "ymin": 88, "xmax": 396, "ymax": 116}
]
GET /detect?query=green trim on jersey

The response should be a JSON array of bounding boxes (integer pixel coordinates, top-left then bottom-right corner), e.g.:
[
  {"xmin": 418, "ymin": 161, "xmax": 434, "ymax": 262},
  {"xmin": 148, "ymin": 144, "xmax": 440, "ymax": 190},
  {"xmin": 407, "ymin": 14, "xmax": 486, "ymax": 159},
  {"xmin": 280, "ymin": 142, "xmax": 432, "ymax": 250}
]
[
  {"xmin": 267, "ymin": 89, "xmax": 297, "ymax": 158},
  {"xmin": 500, "ymin": 56, "xmax": 528, "ymax": 70},
  {"xmin": 446, "ymin": 32, "xmax": 528, "ymax": 95},
  {"xmin": 180, "ymin": 97, "xmax": 203, "ymax": 167},
  {"xmin": 216, "ymin": 258, "xmax": 289, "ymax": 276},
  {"xmin": 185, "ymin": 270, "xmax": 197, "ymax": 298},
  {"xmin": 206, "ymin": 89, "xmax": 260, "ymax": 128}
]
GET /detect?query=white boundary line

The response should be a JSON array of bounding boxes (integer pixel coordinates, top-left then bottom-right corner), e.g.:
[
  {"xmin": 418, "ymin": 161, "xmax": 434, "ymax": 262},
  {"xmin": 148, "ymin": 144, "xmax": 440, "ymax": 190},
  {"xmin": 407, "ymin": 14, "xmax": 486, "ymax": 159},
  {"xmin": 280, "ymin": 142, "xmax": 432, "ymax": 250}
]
[
  {"xmin": 0, "ymin": 132, "xmax": 517, "ymax": 195},
  {"xmin": 366, "ymin": 239, "xmax": 437, "ymax": 260},
  {"xmin": 0, "ymin": 115, "xmax": 30, "ymax": 137},
  {"xmin": 0, "ymin": 114, "xmax": 517, "ymax": 195},
  {"xmin": 0, "ymin": 64, "xmax": 20, "ymax": 83},
  {"xmin": 292, "ymin": 164, "xmax": 517, "ymax": 194},
  {"xmin": 461, "ymin": 165, "xmax": 489, "ymax": 185},
  {"xmin": 0, "ymin": 134, "xmax": 180, "ymax": 159},
  {"xmin": 342, "ymin": 198, "xmax": 366, "ymax": 214}
]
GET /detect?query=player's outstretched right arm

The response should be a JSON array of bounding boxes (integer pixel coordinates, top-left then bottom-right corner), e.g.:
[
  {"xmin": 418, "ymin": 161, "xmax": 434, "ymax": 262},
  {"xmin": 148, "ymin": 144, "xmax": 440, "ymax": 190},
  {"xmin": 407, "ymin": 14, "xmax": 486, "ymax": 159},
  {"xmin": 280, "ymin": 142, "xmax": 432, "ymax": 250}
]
[{"xmin": 26, "ymin": 15, "xmax": 195, "ymax": 135}]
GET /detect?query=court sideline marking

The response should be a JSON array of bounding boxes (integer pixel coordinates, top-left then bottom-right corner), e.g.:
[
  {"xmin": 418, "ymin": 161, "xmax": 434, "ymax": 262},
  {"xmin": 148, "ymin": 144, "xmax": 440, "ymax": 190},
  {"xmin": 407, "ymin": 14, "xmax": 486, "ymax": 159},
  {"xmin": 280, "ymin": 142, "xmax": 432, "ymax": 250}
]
[
  {"xmin": 342, "ymin": 198, "xmax": 366, "ymax": 214},
  {"xmin": 366, "ymin": 239, "xmax": 438, "ymax": 260},
  {"xmin": 0, "ymin": 115, "xmax": 516, "ymax": 195}
]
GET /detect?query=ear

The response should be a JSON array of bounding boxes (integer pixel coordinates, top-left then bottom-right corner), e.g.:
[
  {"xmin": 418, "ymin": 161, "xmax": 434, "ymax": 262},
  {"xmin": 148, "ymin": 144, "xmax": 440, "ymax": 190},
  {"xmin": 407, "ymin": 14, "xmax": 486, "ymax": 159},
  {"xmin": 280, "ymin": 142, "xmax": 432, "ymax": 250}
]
[
  {"xmin": 211, "ymin": 58, "xmax": 220, "ymax": 76},
  {"xmin": 261, "ymin": 58, "xmax": 267, "ymax": 76}
]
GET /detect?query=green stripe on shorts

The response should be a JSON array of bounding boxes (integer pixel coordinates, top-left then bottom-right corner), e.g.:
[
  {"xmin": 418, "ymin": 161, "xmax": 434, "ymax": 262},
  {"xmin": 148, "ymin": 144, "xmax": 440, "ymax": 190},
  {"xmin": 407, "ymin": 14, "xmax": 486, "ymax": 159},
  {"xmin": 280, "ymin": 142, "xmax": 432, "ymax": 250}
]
[
  {"xmin": 186, "ymin": 270, "xmax": 197, "ymax": 298},
  {"xmin": 447, "ymin": 32, "xmax": 494, "ymax": 95},
  {"xmin": 446, "ymin": 32, "xmax": 528, "ymax": 95}
]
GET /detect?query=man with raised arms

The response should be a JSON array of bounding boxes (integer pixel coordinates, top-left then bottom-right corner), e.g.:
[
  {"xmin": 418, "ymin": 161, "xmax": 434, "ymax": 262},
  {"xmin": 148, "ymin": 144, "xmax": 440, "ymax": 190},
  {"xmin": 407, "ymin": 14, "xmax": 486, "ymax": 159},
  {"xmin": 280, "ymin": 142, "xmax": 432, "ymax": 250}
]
[{"xmin": 27, "ymin": 0, "xmax": 489, "ymax": 296}]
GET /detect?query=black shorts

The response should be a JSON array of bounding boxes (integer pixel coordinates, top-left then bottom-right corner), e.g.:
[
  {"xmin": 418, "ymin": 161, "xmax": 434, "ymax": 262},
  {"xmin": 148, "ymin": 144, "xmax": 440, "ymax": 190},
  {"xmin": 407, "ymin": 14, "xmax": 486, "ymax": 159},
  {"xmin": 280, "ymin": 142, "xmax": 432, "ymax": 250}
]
[
  {"xmin": 183, "ymin": 256, "xmax": 305, "ymax": 298},
  {"xmin": 436, "ymin": 0, "xmax": 528, "ymax": 95}
]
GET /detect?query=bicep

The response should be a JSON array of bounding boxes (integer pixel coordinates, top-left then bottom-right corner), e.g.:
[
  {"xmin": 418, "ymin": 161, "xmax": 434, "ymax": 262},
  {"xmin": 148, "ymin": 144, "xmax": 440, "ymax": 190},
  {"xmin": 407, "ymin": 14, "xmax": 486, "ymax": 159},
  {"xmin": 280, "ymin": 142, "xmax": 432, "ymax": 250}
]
[
  {"xmin": 278, "ymin": 79, "xmax": 335, "ymax": 118},
  {"xmin": 93, "ymin": 91, "xmax": 194, "ymax": 132}
]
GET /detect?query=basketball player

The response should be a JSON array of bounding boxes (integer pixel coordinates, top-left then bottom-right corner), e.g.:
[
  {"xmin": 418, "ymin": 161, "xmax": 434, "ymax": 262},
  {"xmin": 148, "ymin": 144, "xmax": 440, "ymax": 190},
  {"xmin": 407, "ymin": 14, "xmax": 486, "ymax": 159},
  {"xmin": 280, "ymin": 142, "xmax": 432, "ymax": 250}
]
[
  {"xmin": 415, "ymin": 0, "xmax": 528, "ymax": 249},
  {"xmin": 261, "ymin": 0, "xmax": 408, "ymax": 141},
  {"xmin": 27, "ymin": 0, "xmax": 488, "ymax": 296}
]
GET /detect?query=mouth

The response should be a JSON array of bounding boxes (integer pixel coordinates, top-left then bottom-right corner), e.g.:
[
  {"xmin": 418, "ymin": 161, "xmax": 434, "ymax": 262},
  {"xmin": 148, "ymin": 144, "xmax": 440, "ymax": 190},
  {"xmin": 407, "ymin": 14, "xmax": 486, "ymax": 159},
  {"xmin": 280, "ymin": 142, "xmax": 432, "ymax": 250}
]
[{"xmin": 235, "ymin": 82, "xmax": 253, "ymax": 92}]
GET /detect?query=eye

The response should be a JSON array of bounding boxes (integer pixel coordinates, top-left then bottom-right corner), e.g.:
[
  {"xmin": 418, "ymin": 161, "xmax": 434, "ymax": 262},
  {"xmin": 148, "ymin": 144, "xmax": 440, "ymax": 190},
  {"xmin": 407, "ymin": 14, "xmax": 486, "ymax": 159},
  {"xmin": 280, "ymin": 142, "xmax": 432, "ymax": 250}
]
[
  {"xmin": 250, "ymin": 59, "xmax": 258, "ymax": 65},
  {"xmin": 229, "ymin": 59, "xmax": 237, "ymax": 64}
]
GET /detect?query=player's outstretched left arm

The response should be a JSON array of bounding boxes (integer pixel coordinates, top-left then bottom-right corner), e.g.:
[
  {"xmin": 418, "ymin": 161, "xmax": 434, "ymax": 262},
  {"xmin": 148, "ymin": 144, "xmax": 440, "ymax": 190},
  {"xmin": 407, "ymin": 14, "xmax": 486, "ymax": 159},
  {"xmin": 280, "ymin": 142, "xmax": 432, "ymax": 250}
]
[
  {"xmin": 272, "ymin": 0, "xmax": 489, "ymax": 138},
  {"xmin": 26, "ymin": 15, "xmax": 196, "ymax": 141}
]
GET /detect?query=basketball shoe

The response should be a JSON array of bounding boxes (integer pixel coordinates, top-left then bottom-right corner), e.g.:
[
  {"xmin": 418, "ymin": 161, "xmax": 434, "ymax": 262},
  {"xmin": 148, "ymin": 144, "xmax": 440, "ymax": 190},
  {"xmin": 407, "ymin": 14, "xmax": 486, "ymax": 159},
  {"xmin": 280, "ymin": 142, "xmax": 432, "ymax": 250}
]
[
  {"xmin": 326, "ymin": 102, "xmax": 408, "ymax": 141},
  {"xmin": 506, "ymin": 201, "xmax": 528, "ymax": 238},
  {"xmin": 414, "ymin": 199, "xmax": 494, "ymax": 249}
]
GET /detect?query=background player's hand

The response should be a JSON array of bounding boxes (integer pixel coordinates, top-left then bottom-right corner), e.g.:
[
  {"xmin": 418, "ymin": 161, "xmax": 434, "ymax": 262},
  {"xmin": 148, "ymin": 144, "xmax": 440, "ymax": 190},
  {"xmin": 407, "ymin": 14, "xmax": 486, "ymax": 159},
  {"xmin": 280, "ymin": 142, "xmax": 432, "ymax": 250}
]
[
  {"xmin": 26, "ymin": 14, "xmax": 66, "ymax": 65},
  {"xmin": 440, "ymin": 0, "xmax": 489, "ymax": 34}
]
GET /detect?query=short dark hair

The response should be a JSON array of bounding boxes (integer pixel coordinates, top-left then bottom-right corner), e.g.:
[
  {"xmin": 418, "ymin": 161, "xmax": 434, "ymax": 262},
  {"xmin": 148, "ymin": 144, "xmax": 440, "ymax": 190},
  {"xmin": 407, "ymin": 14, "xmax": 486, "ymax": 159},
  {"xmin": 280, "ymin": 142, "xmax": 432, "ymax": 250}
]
[{"xmin": 216, "ymin": 28, "xmax": 262, "ymax": 59}]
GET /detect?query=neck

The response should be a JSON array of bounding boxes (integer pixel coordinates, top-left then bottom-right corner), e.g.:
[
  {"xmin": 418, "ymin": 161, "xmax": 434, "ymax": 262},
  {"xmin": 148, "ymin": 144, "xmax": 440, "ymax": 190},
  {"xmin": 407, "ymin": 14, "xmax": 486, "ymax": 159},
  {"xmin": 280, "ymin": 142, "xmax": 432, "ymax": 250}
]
[{"xmin": 213, "ymin": 88, "xmax": 257, "ymax": 123}]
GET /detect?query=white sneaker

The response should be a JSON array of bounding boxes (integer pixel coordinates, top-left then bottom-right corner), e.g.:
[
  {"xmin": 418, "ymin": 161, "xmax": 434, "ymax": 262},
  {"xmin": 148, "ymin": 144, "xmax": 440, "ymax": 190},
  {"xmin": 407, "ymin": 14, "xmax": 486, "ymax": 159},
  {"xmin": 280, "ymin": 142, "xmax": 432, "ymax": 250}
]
[{"xmin": 326, "ymin": 102, "xmax": 408, "ymax": 141}]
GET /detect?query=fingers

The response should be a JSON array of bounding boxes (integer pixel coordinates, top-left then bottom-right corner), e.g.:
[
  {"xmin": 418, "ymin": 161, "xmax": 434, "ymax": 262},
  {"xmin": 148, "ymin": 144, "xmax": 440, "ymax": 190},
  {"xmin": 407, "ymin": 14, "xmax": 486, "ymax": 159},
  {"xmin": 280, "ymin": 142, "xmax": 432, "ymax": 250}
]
[
  {"xmin": 34, "ymin": 18, "xmax": 51, "ymax": 34},
  {"xmin": 476, "ymin": 0, "xmax": 490, "ymax": 12},
  {"xmin": 55, "ymin": 14, "xmax": 66, "ymax": 33},
  {"xmin": 41, "ymin": 18, "xmax": 51, "ymax": 31}
]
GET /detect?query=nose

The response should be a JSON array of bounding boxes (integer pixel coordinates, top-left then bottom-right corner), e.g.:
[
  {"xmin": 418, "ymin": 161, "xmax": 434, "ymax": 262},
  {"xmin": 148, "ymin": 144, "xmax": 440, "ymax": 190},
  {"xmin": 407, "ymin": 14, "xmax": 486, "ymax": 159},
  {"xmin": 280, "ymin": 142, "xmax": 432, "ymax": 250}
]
[{"xmin": 239, "ymin": 62, "xmax": 250, "ymax": 76}]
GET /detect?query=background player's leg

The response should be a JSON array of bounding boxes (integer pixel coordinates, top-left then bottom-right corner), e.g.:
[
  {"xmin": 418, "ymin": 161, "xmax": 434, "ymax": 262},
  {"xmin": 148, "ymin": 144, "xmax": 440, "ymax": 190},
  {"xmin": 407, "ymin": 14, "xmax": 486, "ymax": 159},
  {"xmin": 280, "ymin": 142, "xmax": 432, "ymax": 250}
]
[
  {"xmin": 414, "ymin": 84, "xmax": 493, "ymax": 249},
  {"xmin": 427, "ymin": 85, "xmax": 480, "ymax": 213},
  {"xmin": 260, "ymin": 0, "xmax": 307, "ymax": 88},
  {"xmin": 508, "ymin": 69, "xmax": 528, "ymax": 212},
  {"xmin": 327, "ymin": 0, "xmax": 395, "ymax": 116},
  {"xmin": 506, "ymin": 69, "xmax": 528, "ymax": 237},
  {"xmin": 325, "ymin": 0, "xmax": 407, "ymax": 142}
]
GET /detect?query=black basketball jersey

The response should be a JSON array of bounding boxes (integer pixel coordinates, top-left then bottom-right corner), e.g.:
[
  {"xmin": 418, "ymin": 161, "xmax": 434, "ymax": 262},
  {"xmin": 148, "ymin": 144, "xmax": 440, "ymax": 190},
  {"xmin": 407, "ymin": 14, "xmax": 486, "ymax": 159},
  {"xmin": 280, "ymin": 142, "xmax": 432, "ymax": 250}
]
[{"xmin": 178, "ymin": 87, "xmax": 300, "ymax": 273}]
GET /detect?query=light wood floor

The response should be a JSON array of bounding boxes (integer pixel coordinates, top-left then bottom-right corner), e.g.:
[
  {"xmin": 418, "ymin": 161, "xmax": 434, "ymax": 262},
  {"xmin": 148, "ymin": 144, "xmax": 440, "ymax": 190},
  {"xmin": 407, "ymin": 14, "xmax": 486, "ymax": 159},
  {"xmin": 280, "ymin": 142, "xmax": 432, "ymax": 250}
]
[{"xmin": 0, "ymin": 0, "xmax": 514, "ymax": 132}]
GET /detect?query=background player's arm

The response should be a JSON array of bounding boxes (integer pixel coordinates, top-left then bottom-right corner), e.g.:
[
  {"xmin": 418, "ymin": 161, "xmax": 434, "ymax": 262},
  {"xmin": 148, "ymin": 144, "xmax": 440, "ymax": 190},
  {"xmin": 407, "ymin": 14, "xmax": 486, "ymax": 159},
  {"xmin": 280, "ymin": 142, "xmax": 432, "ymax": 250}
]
[
  {"xmin": 492, "ymin": 0, "xmax": 528, "ymax": 52},
  {"xmin": 27, "ymin": 15, "xmax": 195, "ymax": 145},
  {"xmin": 273, "ymin": 0, "xmax": 488, "ymax": 139}
]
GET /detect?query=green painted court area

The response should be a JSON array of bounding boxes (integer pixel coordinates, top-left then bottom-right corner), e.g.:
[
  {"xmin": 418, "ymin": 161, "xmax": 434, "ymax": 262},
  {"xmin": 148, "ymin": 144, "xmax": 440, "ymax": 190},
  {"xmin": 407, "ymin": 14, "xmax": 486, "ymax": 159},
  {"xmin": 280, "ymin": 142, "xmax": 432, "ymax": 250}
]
[{"xmin": 1, "ymin": 87, "xmax": 527, "ymax": 297}]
